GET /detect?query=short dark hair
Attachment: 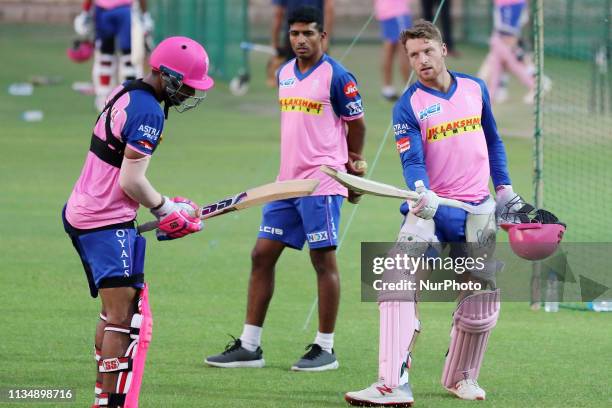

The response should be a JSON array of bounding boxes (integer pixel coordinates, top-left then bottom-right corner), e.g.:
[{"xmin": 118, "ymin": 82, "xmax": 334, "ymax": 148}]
[
  {"xmin": 400, "ymin": 20, "xmax": 443, "ymax": 46},
  {"xmin": 287, "ymin": 6, "xmax": 324, "ymax": 32}
]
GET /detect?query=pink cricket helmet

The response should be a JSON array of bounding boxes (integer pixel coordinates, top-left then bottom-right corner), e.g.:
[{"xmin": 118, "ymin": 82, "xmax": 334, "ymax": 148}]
[
  {"xmin": 149, "ymin": 36, "xmax": 214, "ymax": 91},
  {"xmin": 501, "ymin": 208, "xmax": 566, "ymax": 261},
  {"xmin": 67, "ymin": 40, "xmax": 94, "ymax": 63}
]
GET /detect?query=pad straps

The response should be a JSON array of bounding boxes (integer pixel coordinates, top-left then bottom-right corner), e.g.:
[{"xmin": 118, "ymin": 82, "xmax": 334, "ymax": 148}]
[{"xmin": 89, "ymin": 80, "xmax": 159, "ymax": 168}]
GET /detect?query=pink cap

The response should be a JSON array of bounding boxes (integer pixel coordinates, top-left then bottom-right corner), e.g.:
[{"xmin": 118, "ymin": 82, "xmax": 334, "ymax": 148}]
[{"xmin": 149, "ymin": 36, "xmax": 214, "ymax": 91}]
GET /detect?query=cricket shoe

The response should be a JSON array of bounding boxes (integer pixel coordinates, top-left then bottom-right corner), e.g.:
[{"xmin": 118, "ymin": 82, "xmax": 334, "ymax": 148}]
[
  {"xmin": 291, "ymin": 343, "xmax": 339, "ymax": 371},
  {"xmin": 523, "ymin": 74, "xmax": 553, "ymax": 104},
  {"xmin": 381, "ymin": 86, "xmax": 399, "ymax": 102},
  {"xmin": 345, "ymin": 381, "xmax": 414, "ymax": 407},
  {"xmin": 204, "ymin": 336, "xmax": 265, "ymax": 368},
  {"xmin": 446, "ymin": 378, "xmax": 486, "ymax": 400}
]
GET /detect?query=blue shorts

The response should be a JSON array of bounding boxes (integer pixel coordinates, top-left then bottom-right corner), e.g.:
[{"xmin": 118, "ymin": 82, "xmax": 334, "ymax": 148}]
[
  {"xmin": 379, "ymin": 15, "xmax": 412, "ymax": 43},
  {"xmin": 258, "ymin": 195, "xmax": 343, "ymax": 250},
  {"xmin": 494, "ymin": 4, "xmax": 526, "ymax": 36},
  {"xmin": 62, "ymin": 206, "xmax": 145, "ymax": 298},
  {"xmin": 95, "ymin": 5, "xmax": 132, "ymax": 52},
  {"xmin": 433, "ymin": 205, "xmax": 467, "ymax": 242}
]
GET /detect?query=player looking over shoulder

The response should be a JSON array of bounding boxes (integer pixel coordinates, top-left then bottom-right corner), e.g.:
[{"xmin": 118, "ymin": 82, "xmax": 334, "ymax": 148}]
[
  {"xmin": 345, "ymin": 20, "xmax": 523, "ymax": 406},
  {"xmin": 62, "ymin": 36, "xmax": 213, "ymax": 408},
  {"xmin": 205, "ymin": 6, "xmax": 366, "ymax": 372}
]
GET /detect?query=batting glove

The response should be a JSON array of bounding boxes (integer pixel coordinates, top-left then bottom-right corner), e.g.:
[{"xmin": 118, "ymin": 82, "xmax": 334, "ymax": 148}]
[
  {"xmin": 495, "ymin": 185, "xmax": 525, "ymax": 225},
  {"xmin": 151, "ymin": 196, "xmax": 202, "ymax": 241},
  {"xmin": 410, "ymin": 180, "xmax": 440, "ymax": 220},
  {"xmin": 74, "ymin": 11, "xmax": 93, "ymax": 37},
  {"xmin": 141, "ymin": 11, "xmax": 155, "ymax": 34}
]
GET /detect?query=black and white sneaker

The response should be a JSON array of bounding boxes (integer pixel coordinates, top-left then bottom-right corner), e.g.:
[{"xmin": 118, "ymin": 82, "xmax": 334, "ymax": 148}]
[
  {"xmin": 204, "ymin": 336, "xmax": 265, "ymax": 368},
  {"xmin": 291, "ymin": 343, "xmax": 339, "ymax": 372}
]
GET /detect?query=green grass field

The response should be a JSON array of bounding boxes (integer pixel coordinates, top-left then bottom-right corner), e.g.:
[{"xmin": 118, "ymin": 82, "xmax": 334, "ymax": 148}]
[{"xmin": 1, "ymin": 24, "xmax": 611, "ymax": 407}]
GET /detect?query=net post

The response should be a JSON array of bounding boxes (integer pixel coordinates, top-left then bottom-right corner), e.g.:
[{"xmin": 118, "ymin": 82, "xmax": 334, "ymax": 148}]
[{"xmin": 531, "ymin": 0, "xmax": 545, "ymax": 309}]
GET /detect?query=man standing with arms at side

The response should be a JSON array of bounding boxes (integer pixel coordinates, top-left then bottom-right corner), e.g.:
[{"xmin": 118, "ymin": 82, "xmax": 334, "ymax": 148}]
[
  {"xmin": 345, "ymin": 21, "xmax": 522, "ymax": 406},
  {"xmin": 205, "ymin": 6, "xmax": 366, "ymax": 372}
]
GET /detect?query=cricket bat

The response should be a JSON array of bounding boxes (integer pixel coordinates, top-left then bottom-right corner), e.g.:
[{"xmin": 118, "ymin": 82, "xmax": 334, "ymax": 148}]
[
  {"xmin": 131, "ymin": 2, "xmax": 145, "ymax": 70},
  {"xmin": 138, "ymin": 179, "xmax": 319, "ymax": 233},
  {"xmin": 320, "ymin": 165, "xmax": 495, "ymax": 214},
  {"xmin": 240, "ymin": 42, "xmax": 278, "ymax": 56}
]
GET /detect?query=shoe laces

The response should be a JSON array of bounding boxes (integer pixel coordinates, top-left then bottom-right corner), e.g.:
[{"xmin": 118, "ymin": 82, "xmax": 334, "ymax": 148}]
[
  {"xmin": 301, "ymin": 343, "xmax": 323, "ymax": 360},
  {"xmin": 458, "ymin": 379, "xmax": 480, "ymax": 390},
  {"xmin": 222, "ymin": 335, "xmax": 242, "ymax": 355}
]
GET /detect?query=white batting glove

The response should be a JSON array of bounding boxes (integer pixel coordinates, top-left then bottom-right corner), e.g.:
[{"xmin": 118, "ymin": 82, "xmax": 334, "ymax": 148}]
[
  {"xmin": 495, "ymin": 185, "xmax": 525, "ymax": 225},
  {"xmin": 410, "ymin": 180, "xmax": 440, "ymax": 220},
  {"xmin": 74, "ymin": 11, "xmax": 93, "ymax": 37},
  {"xmin": 141, "ymin": 11, "xmax": 155, "ymax": 34}
]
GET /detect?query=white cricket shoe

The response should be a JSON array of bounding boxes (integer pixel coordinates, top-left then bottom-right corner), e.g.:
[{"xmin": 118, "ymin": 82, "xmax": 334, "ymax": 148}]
[
  {"xmin": 495, "ymin": 87, "xmax": 509, "ymax": 104},
  {"xmin": 446, "ymin": 378, "xmax": 486, "ymax": 400},
  {"xmin": 345, "ymin": 381, "xmax": 414, "ymax": 407},
  {"xmin": 523, "ymin": 74, "xmax": 553, "ymax": 104}
]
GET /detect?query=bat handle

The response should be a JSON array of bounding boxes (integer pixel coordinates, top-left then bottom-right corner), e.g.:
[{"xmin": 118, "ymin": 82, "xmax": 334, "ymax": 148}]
[{"xmin": 137, "ymin": 220, "xmax": 159, "ymax": 234}]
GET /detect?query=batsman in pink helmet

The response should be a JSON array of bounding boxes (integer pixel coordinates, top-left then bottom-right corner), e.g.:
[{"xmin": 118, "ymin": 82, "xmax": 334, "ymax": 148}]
[
  {"xmin": 62, "ymin": 36, "xmax": 213, "ymax": 408},
  {"xmin": 345, "ymin": 21, "xmax": 526, "ymax": 406}
]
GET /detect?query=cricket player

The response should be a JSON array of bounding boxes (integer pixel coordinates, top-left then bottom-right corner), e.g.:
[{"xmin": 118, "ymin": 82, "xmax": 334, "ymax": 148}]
[
  {"xmin": 74, "ymin": 0, "xmax": 153, "ymax": 111},
  {"xmin": 477, "ymin": 0, "xmax": 540, "ymax": 104},
  {"xmin": 267, "ymin": 0, "xmax": 334, "ymax": 86},
  {"xmin": 205, "ymin": 6, "xmax": 366, "ymax": 371},
  {"xmin": 345, "ymin": 20, "xmax": 522, "ymax": 406},
  {"xmin": 373, "ymin": 0, "xmax": 413, "ymax": 101},
  {"xmin": 62, "ymin": 36, "xmax": 213, "ymax": 407}
]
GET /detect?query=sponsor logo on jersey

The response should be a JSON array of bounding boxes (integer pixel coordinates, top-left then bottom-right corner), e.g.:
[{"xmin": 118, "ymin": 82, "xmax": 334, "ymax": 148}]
[
  {"xmin": 307, "ymin": 231, "xmax": 329, "ymax": 243},
  {"xmin": 419, "ymin": 103, "xmax": 442, "ymax": 120},
  {"xmin": 137, "ymin": 140, "xmax": 154, "ymax": 150},
  {"xmin": 138, "ymin": 124, "xmax": 161, "ymax": 141},
  {"xmin": 345, "ymin": 99, "xmax": 363, "ymax": 115},
  {"xmin": 279, "ymin": 97, "xmax": 323, "ymax": 115},
  {"xmin": 259, "ymin": 226, "xmax": 284, "ymax": 236},
  {"xmin": 393, "ymin": 123, "xmax": 410, "ymax": 136},
  {"xmin": 279, "ymin": 77, "xmax": 296, "ymax": 88},
  {"xmin": 343, "ymin": 81, "xmax": 359, "ymax": 98},
  {"xmin": 426, "ymin": 116, "xmax": 482, "ymax": 142},
  {"xmin": 396, "ymin": 137, "xmax": 410, "ymax": 153}
]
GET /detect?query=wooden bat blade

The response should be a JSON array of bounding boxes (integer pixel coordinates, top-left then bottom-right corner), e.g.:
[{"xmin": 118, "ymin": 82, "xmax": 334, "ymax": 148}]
[
  {"xmin": 203, "ymin": 179, "xmax": 320, "ymax": 218},
  {"xmin": 137, "ymin": 179, "xmax": 319, "ymax": 233},
  {"xmin": 319, "ymin": 165, "xmax": 495, "ymax": 215},
  {"xmin": 320, "ymin": 165, "xmax": 418, "ymax": 200}
]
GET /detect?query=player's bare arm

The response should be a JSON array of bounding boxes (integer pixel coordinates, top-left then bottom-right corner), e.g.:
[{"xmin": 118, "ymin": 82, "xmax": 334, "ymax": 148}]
[{"xmin": 345, "ymin": 117, "xmax": 366, "ymax": 176}]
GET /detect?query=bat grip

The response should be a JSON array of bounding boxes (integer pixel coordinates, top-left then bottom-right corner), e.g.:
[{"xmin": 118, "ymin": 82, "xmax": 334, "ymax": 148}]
[{"xmin": 137, "ymin": 220, "xmax": 159, "ymax": 234}]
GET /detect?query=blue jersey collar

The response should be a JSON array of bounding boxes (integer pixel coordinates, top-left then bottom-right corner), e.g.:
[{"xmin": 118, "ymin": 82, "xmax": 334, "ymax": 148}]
[
  {"xmin": 415, "ymin": 71, "xmax": 458, "ymax": 100},
  {"xmin": 294, "ymin": 54, "xmax": 327, "ymax": 81}
]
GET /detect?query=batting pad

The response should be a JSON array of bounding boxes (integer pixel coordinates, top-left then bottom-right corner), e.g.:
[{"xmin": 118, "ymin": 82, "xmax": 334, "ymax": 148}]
[
  {"xmin": 124, "ymin": 284, "xmax": 153, "ymax": 407},
  {"xmin": 441, "ymin": 289, "xmax": 500, "ymax": 388},
  {"xmin": 379, "ymin": 301, "xmax": 420, "ymax": 388}
]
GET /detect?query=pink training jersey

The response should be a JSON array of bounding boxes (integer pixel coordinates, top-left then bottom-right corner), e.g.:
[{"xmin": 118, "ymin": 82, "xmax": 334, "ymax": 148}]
[
  {"xmin": 95, "ymin": 0, "xmax": 132, "ymax": 9},
  {"xmin": 277, "ymin": 55, "xmax": 364, "ymax": 196},
  {"xmin": 393, "ymin": 71, "xmax": 511, "ymax": 202},
  {"xmin": 66, "ymin": 83, "xmax": 164, "ymax": 229},
  {"xmin": 374, "ymin": 0, "xmax": 411, "ymax": 21}
]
